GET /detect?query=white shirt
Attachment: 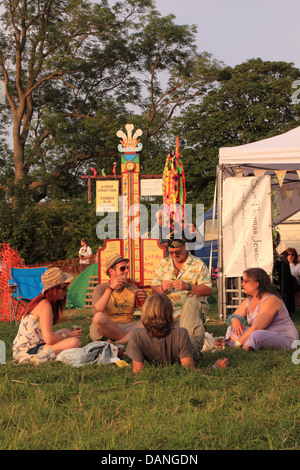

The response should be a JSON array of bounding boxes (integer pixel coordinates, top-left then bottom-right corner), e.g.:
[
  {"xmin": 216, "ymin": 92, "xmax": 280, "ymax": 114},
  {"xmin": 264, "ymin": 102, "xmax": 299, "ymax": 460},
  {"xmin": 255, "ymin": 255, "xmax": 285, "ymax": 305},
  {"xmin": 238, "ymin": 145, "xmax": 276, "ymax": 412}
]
[
  {"xmin": 79, "ymin": 246, "xmax": 93, "ymax": 265},
  {"xmin": 290, "ymin": 263, "xmax": 300, "ymax": 282}
]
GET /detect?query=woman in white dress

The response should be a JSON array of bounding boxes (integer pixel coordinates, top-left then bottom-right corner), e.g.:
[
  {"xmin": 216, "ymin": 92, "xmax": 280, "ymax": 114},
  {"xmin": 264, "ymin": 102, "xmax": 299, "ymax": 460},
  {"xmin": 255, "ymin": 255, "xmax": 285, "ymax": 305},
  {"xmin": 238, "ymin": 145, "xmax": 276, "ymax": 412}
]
[{"xmin": 13, "ymin": 268, "xmax": 82, "ymax": 363}]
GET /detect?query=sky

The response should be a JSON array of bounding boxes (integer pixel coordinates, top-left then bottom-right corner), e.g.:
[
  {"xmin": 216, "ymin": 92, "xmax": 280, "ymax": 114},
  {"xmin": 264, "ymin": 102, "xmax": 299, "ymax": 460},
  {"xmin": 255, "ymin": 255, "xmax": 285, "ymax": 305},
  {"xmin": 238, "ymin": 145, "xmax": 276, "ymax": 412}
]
[
  {"xmin": 2, "ymin": 0, "xmax": 300, "ymax": 146},
  {"xmin": 153, "ymin": 0, "xmax": 300, "ymax": 68}
]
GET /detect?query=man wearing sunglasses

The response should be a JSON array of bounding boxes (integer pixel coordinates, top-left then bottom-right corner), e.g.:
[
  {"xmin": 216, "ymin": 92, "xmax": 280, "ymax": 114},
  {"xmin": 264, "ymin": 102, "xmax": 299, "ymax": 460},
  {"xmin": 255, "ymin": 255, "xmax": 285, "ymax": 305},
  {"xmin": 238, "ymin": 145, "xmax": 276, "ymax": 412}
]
[
  {"xmin": 151, "ymin": 234, "xmax": 212, "ymax": 362},
  {"xmin": 90, "ymin": 253, "xmax": 146, "ymax": 344}
]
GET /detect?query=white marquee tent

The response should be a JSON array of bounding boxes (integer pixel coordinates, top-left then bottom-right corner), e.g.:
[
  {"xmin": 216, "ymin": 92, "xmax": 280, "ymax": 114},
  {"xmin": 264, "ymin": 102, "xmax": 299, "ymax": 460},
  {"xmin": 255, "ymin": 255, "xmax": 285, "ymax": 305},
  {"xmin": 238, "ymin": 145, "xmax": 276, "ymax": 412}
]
[{"xmin": 217, "ymin": 125, "xmax": 300, "ymax": 319}]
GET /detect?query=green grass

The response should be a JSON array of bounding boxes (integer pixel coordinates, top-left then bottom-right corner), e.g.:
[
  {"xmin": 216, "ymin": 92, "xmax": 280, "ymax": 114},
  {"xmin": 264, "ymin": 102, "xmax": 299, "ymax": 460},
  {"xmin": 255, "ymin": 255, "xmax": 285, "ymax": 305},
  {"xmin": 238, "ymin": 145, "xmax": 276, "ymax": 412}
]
[{"xmin": 1, "ymin": 295, "xmax": 300, "ymax": 450}]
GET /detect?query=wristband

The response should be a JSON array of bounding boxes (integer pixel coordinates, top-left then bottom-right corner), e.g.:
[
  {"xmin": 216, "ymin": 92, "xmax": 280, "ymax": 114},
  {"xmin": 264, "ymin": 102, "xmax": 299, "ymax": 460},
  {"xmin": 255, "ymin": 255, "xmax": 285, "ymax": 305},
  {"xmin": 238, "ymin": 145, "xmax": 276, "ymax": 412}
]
[
  {"xmin": 212, "ymin": 365, "xmax": 217, "ymax": 370},
  {"xmin": 234, "ymin": 340, "xmax": 241, "ymax": 347},
  {"xmin": 226, "ymin": 314, "xmax": 246, "ymax": 327},
  {"xmin": 107, "ymin": 285, "xmax": 114, "ymax": 292}
]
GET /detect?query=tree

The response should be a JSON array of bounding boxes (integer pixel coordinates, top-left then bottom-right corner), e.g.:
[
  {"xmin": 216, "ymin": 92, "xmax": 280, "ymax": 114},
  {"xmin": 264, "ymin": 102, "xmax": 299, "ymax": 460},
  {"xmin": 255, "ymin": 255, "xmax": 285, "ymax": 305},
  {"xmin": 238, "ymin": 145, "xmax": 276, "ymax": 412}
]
[
  {"xmin": 0, "ymin": 0, "xmax": 155, "ymax": 197},
  {"xmin": 0, "ymin": 195, "xmax": 101, "ymax": 263},
  {"xmin": 0, "ymin": 0, "xmax": 221, "ymax": 202},
  {"xmin": 175, "ymin": 58, "xmax": 300, "ymax": 207},
  {"xmin": 0, "ymin": 0, "xmax": 224, "ymax": 263},
  {"xmin": 135, "ymin": 12, "xmax": 221, "ymax": 138}
]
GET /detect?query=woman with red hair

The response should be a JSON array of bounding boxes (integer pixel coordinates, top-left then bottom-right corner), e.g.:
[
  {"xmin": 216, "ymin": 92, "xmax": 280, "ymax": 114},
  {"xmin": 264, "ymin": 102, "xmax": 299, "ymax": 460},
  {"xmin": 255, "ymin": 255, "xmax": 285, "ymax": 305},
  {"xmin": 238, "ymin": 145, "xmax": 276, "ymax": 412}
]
[{"xmin": 13, "ymin": 268, "xmax": 82, "ymax": 363}]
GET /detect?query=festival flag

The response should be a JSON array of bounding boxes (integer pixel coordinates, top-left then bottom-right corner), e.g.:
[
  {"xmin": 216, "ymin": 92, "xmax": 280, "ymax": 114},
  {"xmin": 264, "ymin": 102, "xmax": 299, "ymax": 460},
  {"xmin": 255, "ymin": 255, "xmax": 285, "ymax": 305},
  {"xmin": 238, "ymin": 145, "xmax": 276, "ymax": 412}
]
[{"xmin": 162, "ymin": 136, "xmax": 186, "ymax": 230}]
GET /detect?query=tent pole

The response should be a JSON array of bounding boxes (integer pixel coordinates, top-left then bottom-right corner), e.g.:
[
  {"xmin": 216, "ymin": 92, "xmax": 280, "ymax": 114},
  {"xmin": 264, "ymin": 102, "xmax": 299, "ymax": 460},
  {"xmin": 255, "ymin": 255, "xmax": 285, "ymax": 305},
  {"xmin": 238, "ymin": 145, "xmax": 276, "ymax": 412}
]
[
  {"xmin": 209, "ymin": 180, "xmax": 217, "ymax": 274},
  {"xmin": 217, "ymin": 165, "xmax": 225, "ymax": 321}
]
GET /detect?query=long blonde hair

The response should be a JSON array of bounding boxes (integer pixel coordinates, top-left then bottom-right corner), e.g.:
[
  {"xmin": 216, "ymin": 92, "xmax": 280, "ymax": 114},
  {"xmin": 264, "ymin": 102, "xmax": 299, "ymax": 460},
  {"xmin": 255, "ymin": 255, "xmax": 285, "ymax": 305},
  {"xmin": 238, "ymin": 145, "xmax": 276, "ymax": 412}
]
[{"xmin": 141, "ymin": 293, "xmax": 174, "ymax": 338}]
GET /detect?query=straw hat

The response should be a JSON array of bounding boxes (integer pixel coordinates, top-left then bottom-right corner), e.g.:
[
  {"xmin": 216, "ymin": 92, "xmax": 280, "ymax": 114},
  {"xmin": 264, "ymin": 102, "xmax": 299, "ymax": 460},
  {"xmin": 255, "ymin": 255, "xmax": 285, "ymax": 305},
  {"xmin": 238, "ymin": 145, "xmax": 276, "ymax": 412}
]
[
  {"xmin": 41, "ymin": 267, "xmax": 73, "ymax": 294},
  {"xmin": 105, "ymin": 253, "xmax": 129, "ymax": 275}
]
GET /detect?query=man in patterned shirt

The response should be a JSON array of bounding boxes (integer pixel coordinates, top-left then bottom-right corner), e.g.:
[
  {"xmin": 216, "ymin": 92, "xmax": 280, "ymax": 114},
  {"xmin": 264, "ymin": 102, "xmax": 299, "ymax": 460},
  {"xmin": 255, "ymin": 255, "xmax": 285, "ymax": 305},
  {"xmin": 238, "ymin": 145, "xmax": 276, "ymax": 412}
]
[{"xmin": 151, "ymin": 234, "xmax": 212, "ymax": 361}]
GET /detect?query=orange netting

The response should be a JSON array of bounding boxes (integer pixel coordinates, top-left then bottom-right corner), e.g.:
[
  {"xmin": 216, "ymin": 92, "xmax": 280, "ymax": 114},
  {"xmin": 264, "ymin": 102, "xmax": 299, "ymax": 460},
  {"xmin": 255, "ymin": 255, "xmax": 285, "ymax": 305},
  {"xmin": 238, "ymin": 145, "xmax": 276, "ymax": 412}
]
[
  {"xmin": 0, "ymin": 243, "xmax": 83, "ymax": 322},
  {"xmin": 27, "ymin": 257, "xmax": 83, "ymax": 273},
  {"xmin": 0, "ymin": 243, "xmax": 25, "ymax": 322}
]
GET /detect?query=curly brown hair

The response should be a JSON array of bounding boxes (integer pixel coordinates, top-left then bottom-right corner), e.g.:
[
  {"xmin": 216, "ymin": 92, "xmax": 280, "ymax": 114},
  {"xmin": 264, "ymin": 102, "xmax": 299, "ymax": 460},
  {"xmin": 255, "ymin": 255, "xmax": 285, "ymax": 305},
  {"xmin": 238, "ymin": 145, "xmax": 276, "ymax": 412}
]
[{"xmin": 244, "ymin": 267, "xmax": 279, "ymax": 299}]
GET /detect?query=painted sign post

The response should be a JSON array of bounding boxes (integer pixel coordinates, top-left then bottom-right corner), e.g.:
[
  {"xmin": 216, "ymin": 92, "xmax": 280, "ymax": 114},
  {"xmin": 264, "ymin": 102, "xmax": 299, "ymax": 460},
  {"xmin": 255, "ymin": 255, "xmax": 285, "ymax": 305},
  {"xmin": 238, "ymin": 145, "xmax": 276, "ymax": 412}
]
[
  {"xmin": 91, "ymin": 124, "xmax": 165, "ymax": 286},
  {"xmin": 117, "ymin": 124, "xmax": 143, "ymax": 283}
]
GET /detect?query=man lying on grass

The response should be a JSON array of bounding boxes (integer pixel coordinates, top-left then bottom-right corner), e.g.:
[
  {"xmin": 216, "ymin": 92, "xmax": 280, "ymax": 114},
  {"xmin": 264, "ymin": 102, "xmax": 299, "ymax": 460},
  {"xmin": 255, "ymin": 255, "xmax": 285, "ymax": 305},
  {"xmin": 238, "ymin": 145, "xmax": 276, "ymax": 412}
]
[{"xmin": 126, "ymin": 293, "xmax": 229, "ymax": 374}]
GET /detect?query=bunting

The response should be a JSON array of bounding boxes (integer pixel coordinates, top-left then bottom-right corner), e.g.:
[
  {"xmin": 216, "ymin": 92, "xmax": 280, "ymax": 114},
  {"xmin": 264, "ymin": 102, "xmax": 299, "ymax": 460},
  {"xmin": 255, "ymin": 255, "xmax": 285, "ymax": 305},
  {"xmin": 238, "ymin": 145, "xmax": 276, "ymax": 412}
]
[
  {"xmin": 275, "ymin": 170, "xmax": 287, "ymax": 187},
  {"xmin": 253, "ymin": 169, "xmax": 266, "ymax": 177}
]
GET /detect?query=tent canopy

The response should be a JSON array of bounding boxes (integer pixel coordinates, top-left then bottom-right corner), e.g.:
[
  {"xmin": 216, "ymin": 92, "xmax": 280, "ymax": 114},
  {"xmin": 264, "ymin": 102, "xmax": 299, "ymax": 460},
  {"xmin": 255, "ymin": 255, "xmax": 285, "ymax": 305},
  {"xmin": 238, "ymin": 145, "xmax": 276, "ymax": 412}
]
[
  {"xmin": 218, "ymin": 126, "xmax": 300, "ymax": 225},
  {"xmin": 219, "ymin": 125, "xmax": 300, "ymax": 166},
  {"xmin": 217, "ymin": 125, "xmax": 300, "ymax": 320}
]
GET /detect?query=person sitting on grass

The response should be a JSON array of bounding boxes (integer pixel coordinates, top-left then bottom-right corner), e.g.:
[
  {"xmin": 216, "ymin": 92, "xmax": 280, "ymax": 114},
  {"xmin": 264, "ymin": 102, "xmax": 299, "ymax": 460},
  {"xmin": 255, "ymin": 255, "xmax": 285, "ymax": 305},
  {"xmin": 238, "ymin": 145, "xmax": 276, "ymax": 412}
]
[
  {"xmin": 90, "ymin": 253, "xmax": 147, "ymax": 345},
  {"xmin": 151, "ymin": 234, "xmax": 212, "ymax": 363},
  {"xmin": 126, "ymin": 293, "xmax": 229, "ymax": 374},
  {"xmin": 13, "ymin": 267, "xmax": 82, "ymax": 364},
  {"xmin": 225, "ymin": 267, "xmax": 299, "ymax": 351}
]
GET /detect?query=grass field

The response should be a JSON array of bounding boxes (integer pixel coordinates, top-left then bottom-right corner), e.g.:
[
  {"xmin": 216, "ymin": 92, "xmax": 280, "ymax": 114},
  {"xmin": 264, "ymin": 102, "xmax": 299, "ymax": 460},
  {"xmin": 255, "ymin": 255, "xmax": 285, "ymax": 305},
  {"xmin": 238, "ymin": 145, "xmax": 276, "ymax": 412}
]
[{"xmin": 0, "ymin": 295, "xmax": 300, "ymax": 451}]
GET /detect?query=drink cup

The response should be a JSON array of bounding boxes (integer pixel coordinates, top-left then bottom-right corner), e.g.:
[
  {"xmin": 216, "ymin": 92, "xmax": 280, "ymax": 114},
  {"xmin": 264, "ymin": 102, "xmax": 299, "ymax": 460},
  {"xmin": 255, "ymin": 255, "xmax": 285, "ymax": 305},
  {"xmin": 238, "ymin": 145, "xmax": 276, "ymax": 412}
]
[
  {"xmin": 214, "ymin": 336, "xmax": 225, "ymax": 350},
  {"xmin": 135, "ymin": 290, "xmax": 146, "ymax": 308},
  {"xmin": 72, "ymin": 325, "xmax": 81, "ymax": 331}
]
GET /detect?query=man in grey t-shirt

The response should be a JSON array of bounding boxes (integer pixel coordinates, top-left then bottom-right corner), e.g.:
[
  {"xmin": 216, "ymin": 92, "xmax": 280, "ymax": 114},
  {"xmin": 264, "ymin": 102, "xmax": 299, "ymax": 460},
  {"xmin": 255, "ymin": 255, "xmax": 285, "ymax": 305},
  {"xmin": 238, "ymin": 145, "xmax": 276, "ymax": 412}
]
[{"xmin": 126, "ymin": 327, "xmax": 193, "ymax": 366}]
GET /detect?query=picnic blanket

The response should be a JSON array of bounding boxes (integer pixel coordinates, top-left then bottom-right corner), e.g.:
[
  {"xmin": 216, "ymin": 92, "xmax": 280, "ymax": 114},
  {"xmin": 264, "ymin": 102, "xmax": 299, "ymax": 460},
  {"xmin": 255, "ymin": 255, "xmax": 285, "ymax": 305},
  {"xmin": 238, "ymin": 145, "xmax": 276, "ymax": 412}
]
[{"xmin": 56, "ymin": 341, "xmax": 119, "ymax": 368}]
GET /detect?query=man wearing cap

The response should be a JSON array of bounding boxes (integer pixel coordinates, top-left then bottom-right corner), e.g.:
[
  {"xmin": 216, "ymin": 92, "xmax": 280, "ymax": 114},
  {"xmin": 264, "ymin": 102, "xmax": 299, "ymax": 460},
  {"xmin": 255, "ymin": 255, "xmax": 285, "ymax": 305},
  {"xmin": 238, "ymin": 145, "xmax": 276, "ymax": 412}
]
[
  {"xmin": 151, "ymin": 234, "xmax": 212, "ymax": 361},
  {"xmin": 90, "ymin": 253, "xmax": 147, "ymax": 344}
]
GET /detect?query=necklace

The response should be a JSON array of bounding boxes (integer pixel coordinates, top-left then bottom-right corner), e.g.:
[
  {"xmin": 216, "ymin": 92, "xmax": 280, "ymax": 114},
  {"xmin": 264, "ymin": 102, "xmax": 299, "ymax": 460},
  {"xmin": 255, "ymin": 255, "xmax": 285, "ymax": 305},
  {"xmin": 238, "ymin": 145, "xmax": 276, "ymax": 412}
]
[{"xmin": 110, "ymin": 284, "xmax": 125, "ymax": 293}]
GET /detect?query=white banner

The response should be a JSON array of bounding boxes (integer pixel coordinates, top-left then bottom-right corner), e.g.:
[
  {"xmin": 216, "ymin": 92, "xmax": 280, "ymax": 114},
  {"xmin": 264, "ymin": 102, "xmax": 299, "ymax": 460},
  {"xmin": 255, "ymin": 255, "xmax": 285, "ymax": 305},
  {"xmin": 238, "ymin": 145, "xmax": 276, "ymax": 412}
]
[
  {"xmin": 140, "ymin": 179, "xmax": 163, "ymax": 196},
  {"xmin": 223, "ymin": 175, "xmax": 273, "ymax": 277}
]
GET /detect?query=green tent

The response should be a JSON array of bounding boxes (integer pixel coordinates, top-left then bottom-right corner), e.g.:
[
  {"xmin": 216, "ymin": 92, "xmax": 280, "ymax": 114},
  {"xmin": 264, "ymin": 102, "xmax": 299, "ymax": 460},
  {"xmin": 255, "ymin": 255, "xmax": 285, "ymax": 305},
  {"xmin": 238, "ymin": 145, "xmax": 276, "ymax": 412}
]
[{"xmin": 66, "ymin": 263, "xmax": 98, "ymax": 309}]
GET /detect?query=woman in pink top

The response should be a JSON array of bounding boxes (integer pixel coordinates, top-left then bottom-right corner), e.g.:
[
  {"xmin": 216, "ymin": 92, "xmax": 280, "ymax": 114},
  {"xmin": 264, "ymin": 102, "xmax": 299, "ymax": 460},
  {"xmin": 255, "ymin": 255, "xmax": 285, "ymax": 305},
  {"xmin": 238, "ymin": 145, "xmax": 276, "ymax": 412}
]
[{"xmin": 225, "ymin": 268, "xmax": 299, "ymax": 351}]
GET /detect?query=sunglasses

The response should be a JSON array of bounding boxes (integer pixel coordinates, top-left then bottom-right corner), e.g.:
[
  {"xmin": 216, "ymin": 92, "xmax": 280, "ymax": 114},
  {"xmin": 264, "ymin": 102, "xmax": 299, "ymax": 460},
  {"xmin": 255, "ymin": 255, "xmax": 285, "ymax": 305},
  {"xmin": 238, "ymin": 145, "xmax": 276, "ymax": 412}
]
[
  {"xmin": 287, "ymin": 253, "xmax": 294, "ymax": 256},
  {"xmin": 242, "ymin": 279, "xmax": 253, "ymax": 284},
  {"xmin": 115, "ymin": 266, "xmax": 129, "ymax": 272},
  {"xmin": 57, "ymin": 286, "xmax": 68, "ymax": 292}
]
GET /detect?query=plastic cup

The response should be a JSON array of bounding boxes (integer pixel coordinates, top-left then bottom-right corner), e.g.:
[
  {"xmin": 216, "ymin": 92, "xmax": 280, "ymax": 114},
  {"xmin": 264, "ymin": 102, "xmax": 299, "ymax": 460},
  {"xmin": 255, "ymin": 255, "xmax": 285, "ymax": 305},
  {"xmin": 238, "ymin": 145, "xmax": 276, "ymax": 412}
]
[
  {"xmin": 214, "ymin": 336, "xmax": 225, "ymax": 350},
  {"xmin": 135, "ymin": 290, "xmax": 146, "ymax": 308},
  {"xmin": 71, "ymin": 325, "xmax": 81, "ymax": 331}
]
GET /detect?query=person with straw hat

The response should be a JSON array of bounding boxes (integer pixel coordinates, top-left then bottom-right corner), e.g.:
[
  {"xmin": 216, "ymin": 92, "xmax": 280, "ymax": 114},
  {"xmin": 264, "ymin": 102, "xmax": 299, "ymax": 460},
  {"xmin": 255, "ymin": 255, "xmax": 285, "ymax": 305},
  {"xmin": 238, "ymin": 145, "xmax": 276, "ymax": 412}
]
[
  {"xmin": 90, "ymin": 253, "xmax": 147, "ymax": 345},
  {"xmin": 13, "ymin": 267, "xmax": 82, "ymax": 364}
]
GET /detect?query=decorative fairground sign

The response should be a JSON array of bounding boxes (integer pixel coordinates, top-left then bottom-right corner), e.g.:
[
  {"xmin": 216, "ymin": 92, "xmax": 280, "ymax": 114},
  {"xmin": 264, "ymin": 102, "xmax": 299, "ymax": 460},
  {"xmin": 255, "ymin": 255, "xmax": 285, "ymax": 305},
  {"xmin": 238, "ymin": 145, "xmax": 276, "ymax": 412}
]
[
  {"xmin": 86, "ymin": 124, "xmax": 165, "ymax": 286},
  {"xmin": 116, "ymin": 124, "xmax": 143, "ymax": 282}
]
